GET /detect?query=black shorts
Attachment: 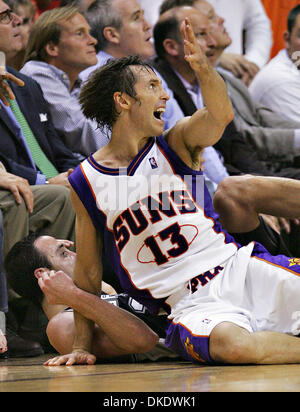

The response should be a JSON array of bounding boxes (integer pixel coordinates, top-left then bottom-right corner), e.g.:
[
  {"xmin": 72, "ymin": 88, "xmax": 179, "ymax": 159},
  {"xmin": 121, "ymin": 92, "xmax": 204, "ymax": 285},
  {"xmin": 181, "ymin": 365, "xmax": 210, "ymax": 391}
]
[
  {"xmin": 232, "ymin": 216, "xmax": 292, "ymax": 257},
  {"xmin": 64, "ymin": 293, "xmax": 168, "ymax": 339}
]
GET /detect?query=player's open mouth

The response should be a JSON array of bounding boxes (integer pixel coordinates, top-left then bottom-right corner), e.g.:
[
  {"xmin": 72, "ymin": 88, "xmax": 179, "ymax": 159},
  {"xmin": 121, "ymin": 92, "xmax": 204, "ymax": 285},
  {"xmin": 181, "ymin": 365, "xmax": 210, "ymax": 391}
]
[{"xmin": 153, "ymin": 107, "xmax": 165, "ymax": 121}]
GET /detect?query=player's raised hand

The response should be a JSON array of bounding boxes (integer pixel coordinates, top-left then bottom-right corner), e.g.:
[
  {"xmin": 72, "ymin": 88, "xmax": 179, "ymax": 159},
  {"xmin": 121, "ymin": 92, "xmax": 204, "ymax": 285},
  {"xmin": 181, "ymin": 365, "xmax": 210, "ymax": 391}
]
[{"xmin": 180, "ymin": 17, "xmax": 209, "ymax": 73}]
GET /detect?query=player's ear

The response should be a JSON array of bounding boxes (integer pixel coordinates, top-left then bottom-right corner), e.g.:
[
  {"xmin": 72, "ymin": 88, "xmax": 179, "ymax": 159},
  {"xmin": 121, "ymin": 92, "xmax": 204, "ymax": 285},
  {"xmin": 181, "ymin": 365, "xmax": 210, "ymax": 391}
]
[{"xmin": 113, "ymin": 91, "xmax": 131, "ymax": 111}]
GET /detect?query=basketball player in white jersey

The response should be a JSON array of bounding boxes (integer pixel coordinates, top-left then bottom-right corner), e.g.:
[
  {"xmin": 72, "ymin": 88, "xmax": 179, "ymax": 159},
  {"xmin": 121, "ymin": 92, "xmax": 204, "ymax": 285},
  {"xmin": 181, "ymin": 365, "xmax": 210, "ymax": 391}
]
[{"xmin": 40, "ymin": 16, "xmax": 300, "ymax": 366}]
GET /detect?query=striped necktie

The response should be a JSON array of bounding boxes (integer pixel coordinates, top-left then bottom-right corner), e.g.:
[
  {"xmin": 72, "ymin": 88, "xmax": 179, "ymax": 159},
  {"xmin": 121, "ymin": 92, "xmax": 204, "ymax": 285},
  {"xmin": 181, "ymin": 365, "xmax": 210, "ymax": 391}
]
[{"xmin": 8, "ymin": 98, "xmax": 58, "ymax": 179}]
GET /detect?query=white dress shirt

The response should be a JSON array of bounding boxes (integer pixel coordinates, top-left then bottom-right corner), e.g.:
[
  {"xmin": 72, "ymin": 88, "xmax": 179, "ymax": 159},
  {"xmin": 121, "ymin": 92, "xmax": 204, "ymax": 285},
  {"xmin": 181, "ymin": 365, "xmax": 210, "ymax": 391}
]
[
  {"xmin": 249, "ymin": 49, "xmax": 300, "ymax": 124},
  {"xmin": 209, "ymin": 0, "xmax": 272, "ymax": 68},
  {"xmin": 21, "ymin": 61, "xmax": 110, "ymax": 156}
]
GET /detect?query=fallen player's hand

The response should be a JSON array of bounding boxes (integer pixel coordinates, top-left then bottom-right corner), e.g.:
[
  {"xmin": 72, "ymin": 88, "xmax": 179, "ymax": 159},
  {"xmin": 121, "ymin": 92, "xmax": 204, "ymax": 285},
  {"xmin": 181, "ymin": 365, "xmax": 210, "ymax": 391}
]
[
  {"xmin": 43, "ymin": 351, "xmax": 96, "ymax": 366},
  {"xmin": 37, "ymin": 270, "xmax": 77, "ymax": 306}
]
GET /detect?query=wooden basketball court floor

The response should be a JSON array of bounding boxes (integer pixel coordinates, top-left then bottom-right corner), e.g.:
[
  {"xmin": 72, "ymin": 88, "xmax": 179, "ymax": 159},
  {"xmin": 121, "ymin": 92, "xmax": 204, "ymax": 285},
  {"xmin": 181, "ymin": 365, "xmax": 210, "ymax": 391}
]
[{"xmin": 1, "ymin": 354, "xmax": 300, "ymax": 392}]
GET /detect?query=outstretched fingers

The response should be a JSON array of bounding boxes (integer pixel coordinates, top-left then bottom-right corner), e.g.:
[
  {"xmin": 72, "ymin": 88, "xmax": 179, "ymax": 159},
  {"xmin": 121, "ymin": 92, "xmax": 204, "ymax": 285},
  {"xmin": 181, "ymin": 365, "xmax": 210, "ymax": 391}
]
[{"xmin": 44, "ymin": 352, "xmax": 96, "ymax": 366}]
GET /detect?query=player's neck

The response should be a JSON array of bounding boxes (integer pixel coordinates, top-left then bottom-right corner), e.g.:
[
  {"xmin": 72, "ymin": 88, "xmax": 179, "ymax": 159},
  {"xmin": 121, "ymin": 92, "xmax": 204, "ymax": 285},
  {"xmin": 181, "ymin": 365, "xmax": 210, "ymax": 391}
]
[
  {"xmin": 94, "ymin": 136, "xmax": 149, "ymax": 169},
  {"xmin": 94, "ymin": 122, "xmax": 149, "ymax": 168}
]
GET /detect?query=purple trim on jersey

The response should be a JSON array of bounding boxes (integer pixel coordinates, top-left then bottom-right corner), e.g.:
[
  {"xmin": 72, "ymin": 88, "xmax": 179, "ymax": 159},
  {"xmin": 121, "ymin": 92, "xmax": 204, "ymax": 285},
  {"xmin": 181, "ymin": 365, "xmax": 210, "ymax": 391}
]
[
  {"xmin": 165, "ymin": 319, "xmax": 214, "ymax": 364},
  {"xmin": 68, "ymin": 165, "xmax": 106, "ymax": 230},
  {"xmin": 251, "ymin": 242, "xmax": 300, "ymax": 275},
  {"xmin": 156, "ymin": 136, "xmax": 240, "ymax": 248},
  {"xmin": 157, "ymin": 135, "xmax": 203, "ymax": 177}
]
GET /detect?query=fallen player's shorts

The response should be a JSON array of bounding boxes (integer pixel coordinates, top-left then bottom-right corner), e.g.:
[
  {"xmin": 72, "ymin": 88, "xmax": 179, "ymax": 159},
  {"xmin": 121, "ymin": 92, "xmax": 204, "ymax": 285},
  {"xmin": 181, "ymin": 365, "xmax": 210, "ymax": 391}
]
[{"xmin": 64, "ymin": 292, "xmax": 169, "ymax": 338}]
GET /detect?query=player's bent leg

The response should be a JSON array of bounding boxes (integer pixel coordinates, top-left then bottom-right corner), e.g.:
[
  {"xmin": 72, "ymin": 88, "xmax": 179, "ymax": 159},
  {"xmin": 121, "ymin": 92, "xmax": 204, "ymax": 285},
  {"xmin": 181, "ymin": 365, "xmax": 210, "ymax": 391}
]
[
  {"xmin": 214, "ymin": 174, "xmax": 300, "ymax": 234},
  {"xmin": 210, "ymin": 322, "xmax": 300, "ymax": 365},
  {"xmin": 209, "ymin": 322, "xmax": 258, "ymax": 364},
  {"xmin": 213, "ymin": 175, "xmax": 260, "ymax": 233}
]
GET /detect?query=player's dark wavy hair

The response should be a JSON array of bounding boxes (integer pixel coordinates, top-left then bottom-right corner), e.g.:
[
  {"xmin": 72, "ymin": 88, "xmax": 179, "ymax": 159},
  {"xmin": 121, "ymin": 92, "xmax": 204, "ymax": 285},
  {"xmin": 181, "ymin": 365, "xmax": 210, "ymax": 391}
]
[
  {"xmin": 288, "ymin": 5, "xmax": 300, "ymax": 34},
  {"xmin": 4, "ymin": 233, "xmax": 53, "ymax": 305},
  {"xmin": 79, "ymin": 55, "xmax": 155, "ymax": 133}
]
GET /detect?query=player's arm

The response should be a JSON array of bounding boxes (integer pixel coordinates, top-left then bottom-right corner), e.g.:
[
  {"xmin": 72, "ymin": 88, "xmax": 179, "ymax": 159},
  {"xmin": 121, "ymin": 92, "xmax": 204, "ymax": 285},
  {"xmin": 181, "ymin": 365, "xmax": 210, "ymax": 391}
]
[
  {"xmin": 166, "ymin": 18, "xmax": 234, "ymax": 167},
  {"xmin": 45, "ymin": 187, "xmax": 103, "ymax": 365},
  {"xmin": 72, "ymin": 186, "xmax": 103, "ymax": 358},
  {"xmin": 38, "ymin": 271, "xmax": 159, "ymax": 361}
]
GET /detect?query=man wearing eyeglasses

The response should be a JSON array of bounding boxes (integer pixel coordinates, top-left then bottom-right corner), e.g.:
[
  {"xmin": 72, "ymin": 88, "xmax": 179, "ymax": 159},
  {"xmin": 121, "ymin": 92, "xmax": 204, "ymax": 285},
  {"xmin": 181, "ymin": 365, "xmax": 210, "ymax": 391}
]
[
  {"xmin": 0, "ymin": 0, "xmax": 81, "ymax": 358},
  {"xmin": 0, "ymin": 7, "xmax": 24, "ymax": 102},
  {"xmin": 6, "ymin": 0, "xmax": 36, "ymax": 71}
]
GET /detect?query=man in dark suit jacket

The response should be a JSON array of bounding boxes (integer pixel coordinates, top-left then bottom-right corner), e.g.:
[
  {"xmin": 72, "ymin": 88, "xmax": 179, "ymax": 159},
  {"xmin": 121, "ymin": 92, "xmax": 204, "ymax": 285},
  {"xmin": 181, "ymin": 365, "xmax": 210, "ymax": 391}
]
[
  {"xmin": 0, "ymin": 67, "xmax": 80, "ymax": 185},
  {"xmin": 0, "ymin": 1, "xmax": 80, "ymax": 358}
]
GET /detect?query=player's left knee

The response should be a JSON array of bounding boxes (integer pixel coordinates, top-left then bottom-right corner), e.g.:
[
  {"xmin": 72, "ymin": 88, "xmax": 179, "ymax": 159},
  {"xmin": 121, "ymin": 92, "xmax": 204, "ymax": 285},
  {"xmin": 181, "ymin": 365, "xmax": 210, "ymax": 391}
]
[{"xmin": 209, "ymin": 322, "xmax": 255, "ymax": 364}]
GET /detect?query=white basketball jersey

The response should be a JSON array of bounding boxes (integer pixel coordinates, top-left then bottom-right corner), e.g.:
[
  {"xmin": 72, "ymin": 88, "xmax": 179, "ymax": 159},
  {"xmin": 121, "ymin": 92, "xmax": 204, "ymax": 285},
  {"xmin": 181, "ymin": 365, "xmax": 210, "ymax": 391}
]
[{"xmin": 69, "ymin": 136, "xmax": 240, "ymax": 313}]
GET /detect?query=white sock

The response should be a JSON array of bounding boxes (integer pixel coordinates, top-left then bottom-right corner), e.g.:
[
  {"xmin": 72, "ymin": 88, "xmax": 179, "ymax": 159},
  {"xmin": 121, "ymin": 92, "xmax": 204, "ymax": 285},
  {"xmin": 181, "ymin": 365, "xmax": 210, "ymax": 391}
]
[{"xmin": 0, "ymin": 311, "xmax": 5, "ymax": 335}]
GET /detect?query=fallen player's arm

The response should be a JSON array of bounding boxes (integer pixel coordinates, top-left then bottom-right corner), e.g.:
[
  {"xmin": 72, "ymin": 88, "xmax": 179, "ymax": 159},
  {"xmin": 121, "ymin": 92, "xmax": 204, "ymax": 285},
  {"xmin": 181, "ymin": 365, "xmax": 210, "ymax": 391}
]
[
  {"xmin": 38, "ymin": 270, "xmax": 158, "ymax": 362},
  {"xmin": 72, "ymin": 187, "xmax": 103, "ymax": 357}
]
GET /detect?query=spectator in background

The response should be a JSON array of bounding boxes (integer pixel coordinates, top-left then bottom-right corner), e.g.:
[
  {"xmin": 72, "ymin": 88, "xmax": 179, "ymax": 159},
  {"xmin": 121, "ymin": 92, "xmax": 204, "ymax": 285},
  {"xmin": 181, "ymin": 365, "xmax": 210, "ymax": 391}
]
[
  {"xmin": 21, "ymin": 6, "xmax": 110, "ymax": 156},
  {"xmin": 249, "ymin": 5, "xmax": 300, "ymax": 124},
  {"xmin": 0, "ymin": 0, "xmax": 82, "ymax": 357},
  {"xmin": 261, "ymin": 0, "xmax": 299, "ymax": 59},
  {"xmin": 0, "ymin": 165, "xmax": 76, "ymax": 358},
  {"xmin": 159, "ymin": 0, "xmax": 272, "ymax": 86},
  {"xmin": 206, "ymin": 0, "xmax": 272, "ymax": 85},
  {"xmin": 0, "ymin": 1, "xmax": 80, "ymax": 188},
  {"xmin": 156, "ymin": 0, "xmax": 300, "ymax": 179},
  {"xmin": 5, "ymin": 0, "xmax": 35, "ymax": 70}
]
